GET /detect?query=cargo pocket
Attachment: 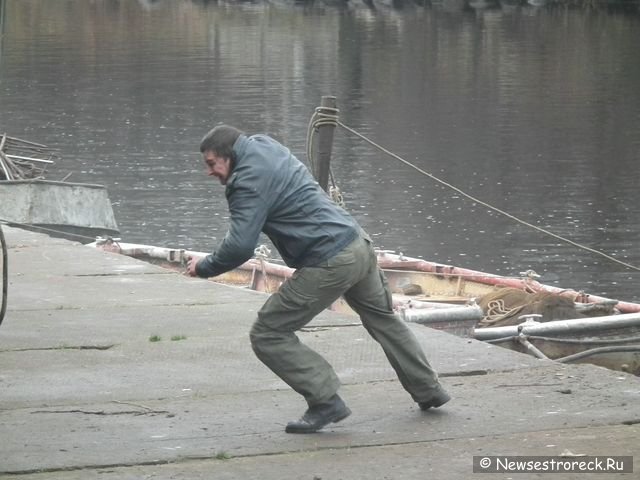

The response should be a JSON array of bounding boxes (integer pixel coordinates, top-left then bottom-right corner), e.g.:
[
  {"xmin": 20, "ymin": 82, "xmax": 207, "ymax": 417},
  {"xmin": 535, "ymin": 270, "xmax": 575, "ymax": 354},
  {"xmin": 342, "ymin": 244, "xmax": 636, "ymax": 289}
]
[{"xmin": 378, "ymin": 269, "xmax": 394, "ymax": 312}]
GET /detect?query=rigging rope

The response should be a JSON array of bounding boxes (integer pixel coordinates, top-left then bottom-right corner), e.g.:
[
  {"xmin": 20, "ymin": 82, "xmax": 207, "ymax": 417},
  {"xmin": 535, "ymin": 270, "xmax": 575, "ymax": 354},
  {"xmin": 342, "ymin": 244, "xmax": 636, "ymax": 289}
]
[{"xmin": 305, "ymin": 106, "xmax": 640, "ymax": 273}]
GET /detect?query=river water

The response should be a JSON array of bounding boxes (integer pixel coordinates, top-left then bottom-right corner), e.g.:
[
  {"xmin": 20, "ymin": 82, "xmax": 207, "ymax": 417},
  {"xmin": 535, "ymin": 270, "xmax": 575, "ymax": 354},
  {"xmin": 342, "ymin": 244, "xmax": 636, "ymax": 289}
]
[{"xmin": 1, "ymin": 0, "xmax": 639, "ymax": 303}]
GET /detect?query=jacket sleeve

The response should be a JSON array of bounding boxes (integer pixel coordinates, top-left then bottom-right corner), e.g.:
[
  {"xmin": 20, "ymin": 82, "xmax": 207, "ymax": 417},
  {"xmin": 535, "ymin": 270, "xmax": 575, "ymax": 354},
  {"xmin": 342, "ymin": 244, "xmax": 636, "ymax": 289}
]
[{"xmin": 195, "ymin": 181, "xmax": 268, "ymax": 278}]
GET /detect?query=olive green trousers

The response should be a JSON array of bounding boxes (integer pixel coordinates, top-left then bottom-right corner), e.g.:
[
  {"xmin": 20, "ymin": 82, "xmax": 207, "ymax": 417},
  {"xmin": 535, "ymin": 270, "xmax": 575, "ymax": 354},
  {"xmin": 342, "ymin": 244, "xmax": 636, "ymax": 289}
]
[{"xmin": 250, "ymin": 235, "xmax": 441, "ymax": 406}]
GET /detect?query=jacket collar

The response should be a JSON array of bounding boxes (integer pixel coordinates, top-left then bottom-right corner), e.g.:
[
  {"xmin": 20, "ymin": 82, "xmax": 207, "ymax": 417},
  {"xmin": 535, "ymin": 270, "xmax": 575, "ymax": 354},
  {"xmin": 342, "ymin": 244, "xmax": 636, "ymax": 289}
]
[{"xmin": 232, "ymin": 134, "xmax": 249, "ymax": 165}]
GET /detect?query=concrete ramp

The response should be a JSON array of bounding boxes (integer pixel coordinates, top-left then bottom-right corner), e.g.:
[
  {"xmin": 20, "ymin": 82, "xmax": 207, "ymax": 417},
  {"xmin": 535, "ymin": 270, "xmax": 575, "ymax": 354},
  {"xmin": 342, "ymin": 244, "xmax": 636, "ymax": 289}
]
[{"xmin": 0, "ymin": 226, "xmax": 638, "ymax": 479}]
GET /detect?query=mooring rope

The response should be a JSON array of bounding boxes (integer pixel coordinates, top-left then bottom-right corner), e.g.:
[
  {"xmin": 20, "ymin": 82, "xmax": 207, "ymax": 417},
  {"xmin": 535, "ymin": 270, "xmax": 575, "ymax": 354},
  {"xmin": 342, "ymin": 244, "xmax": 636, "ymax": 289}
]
[
  {"xmin": 305, "ymin": 106, "xmax": 640, "ymax": 273},
  {"xmin": 306, "ymin": 107, "xmax": 345, "ymax": 207}
]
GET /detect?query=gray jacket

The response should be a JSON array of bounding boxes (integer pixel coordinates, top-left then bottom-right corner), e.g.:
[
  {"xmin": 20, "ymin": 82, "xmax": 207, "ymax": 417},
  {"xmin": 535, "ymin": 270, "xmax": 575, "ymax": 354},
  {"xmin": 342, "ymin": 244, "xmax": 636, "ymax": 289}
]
[{"xmin": 196, "ymin": 134, "xmax": 360, "ymax": 278}]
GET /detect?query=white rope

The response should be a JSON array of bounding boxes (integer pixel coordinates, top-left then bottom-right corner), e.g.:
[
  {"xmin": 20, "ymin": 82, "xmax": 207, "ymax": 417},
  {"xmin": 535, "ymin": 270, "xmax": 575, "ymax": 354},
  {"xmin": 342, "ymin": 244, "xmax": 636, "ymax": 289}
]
[{"xmin": 253, "ymin": 244, "xmax": 272, "ymax": 293}]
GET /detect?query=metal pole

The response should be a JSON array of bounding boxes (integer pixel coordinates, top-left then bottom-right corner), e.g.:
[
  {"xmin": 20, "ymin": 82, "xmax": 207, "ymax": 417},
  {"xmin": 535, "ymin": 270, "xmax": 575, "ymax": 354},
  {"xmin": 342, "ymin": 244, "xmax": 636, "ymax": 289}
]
[
  {"xmin": 474, "ymin": 312, "xmax": 640, "ymax": 341},
  {"xmin": 0, "ymin": 223, "xmax": 7, "ymax": 326},
  {"xmin": 314, "ymin": 96, "xmax": 337, "ymax": 192}
]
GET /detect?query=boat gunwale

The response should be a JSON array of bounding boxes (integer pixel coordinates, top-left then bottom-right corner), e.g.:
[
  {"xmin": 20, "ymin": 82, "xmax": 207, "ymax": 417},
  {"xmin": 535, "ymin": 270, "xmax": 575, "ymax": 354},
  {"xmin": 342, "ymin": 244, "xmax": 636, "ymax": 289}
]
[{"xmin": 92, "ymin": 241, "xmax": 640, "ymax": 313}]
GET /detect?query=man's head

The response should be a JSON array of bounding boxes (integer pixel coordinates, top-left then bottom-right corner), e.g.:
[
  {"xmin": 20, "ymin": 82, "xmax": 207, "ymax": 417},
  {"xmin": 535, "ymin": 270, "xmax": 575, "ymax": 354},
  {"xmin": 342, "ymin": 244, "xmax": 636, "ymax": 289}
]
[{"xmin": 200, "ymin": 125, "xmax": 244, "ymax": 185}]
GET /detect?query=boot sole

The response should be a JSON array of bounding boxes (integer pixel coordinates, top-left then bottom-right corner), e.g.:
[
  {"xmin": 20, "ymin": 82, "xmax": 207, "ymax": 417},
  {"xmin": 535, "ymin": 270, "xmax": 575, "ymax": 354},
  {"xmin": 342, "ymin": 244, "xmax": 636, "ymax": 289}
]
[
  {"xmin": 285, "ymin": 407, "xmax": 352, "ymax": 434},
  {"xmin": 419, "ymin": 392, "xmax": 451, "ymax": 410}
]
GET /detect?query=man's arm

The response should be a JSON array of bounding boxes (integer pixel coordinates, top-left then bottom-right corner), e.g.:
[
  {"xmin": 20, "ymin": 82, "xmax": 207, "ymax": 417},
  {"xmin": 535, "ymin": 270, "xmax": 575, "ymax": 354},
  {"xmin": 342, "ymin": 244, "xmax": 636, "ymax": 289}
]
[{"xmin": 191, "ymin": 183, "xmax": 268, "ymax": 278}]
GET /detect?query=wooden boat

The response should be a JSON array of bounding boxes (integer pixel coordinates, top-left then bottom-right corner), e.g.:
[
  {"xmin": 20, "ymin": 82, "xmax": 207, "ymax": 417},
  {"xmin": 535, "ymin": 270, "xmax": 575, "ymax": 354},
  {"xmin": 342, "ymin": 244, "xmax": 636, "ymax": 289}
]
[
  {"xmin": 0, "ymin": 135, "xmax": 119, "ymax": 242},
  {"xmin": 89, "ymin": 239, "xmax": 640, "ymax": 375}
]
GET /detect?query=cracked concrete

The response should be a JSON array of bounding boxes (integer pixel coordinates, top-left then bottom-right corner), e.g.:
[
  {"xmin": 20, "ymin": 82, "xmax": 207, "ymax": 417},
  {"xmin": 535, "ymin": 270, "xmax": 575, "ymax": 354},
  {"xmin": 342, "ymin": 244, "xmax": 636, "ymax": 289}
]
[
  {"xmin": 1, "ymin": 345, "xmax": 115, "ymax": 353},
  {"xmin": 0, "ymin": 226, "xmax": 638, "ymax": 479}
]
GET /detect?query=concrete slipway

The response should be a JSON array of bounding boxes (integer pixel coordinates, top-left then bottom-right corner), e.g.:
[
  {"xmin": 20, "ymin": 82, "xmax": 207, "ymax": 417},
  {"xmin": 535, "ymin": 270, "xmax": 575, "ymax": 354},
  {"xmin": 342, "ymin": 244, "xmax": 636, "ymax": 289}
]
[{"xmin": 0, "ymin": 226, "xmax": 637, "ymax": 479}]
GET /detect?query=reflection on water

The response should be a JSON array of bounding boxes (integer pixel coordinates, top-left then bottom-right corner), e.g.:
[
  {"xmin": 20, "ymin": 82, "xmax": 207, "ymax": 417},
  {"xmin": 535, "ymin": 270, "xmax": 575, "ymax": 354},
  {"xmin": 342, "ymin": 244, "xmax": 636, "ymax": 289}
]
[{"xmin": 0, "ymin": 0, "xmax": 639, "ymax": 302}]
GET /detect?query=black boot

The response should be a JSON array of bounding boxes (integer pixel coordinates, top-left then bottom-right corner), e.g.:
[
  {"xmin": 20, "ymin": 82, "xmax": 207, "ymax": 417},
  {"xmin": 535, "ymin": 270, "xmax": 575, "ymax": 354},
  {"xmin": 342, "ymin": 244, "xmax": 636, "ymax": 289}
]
[
  {"xmin": 285, "ymin": 394, "xmax": 352, "ymax": 434},
  {"xmin": 418, "ymin": 386, "xmax": 451, "ymax": 411}
]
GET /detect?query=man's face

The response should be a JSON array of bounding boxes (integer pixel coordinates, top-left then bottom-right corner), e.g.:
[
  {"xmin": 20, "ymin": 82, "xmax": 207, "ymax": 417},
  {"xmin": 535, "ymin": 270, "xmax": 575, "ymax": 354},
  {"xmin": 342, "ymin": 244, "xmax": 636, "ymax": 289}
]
[{"xmin": 203, "ymin": 150, "xmax": 232, "ymax": 185}]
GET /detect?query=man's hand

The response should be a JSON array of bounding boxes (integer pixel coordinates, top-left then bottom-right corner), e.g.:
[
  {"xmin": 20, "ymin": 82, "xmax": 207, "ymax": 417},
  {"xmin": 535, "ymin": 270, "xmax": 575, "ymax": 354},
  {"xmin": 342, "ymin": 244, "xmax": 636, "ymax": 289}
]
[{"xmin": 186, "ymin": 256, "xmax": 201, "ymax": 277}]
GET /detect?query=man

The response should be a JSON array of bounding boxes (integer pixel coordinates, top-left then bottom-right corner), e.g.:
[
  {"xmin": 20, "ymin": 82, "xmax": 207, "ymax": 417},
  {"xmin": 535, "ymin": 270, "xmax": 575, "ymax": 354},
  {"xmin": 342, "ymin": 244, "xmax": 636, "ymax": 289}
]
[{"xmin": 187, "ymin": 125, "xmax": 450, "ymax": 434}]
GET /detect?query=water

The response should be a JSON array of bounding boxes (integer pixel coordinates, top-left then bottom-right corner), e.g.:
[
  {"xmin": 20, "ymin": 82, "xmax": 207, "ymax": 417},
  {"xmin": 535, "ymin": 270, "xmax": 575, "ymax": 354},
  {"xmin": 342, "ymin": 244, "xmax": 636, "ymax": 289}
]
[{"xmin": 1, "ymin": 0, "xmax": 639, "ymax": 303}]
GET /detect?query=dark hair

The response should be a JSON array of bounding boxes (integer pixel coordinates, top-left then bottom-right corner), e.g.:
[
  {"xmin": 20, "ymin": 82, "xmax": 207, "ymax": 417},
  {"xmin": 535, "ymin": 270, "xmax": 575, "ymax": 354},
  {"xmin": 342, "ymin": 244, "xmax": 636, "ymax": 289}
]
[{"xmin": 199, "ymin": 125, "xmax": 244, "ymax": 163}]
